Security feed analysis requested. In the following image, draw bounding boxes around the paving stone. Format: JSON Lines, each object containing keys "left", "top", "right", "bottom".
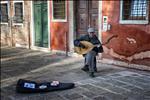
{"left": 123, "top": 76, "right": 150, "bottom": 86}
{"left": 139, "top": 72, "right": 150, "bottom": 77}
{"left": 133, "top": 76, "right": 150, "bottom": 83}
{"left": 76, "top": 79, "right": 97, "bottom": 85}
{"left": 116, "top": 76, "right": 149, "bottom": 90}
{"left": 58, "top": 86, "right": 87, "bottom": 96}
{"left": 1, "top": 95, "right": 12, "bottom": 100}
{"left": 104, "top": 79, "right": 128, "bottom": 87}
{"left": 126, "top": 95, "right": 146, "bottom": 100}
{"left": 28, "top": 95, "right": 47, "bottom": 100}
{"left": 115, "top": 71, "right": 143, "bottom": 77}
{"left": 90, "top": 80, "right": 131, "bottom": 98}
{"left": 108, "top": 73, "right": 123, "bottom": 78}
{"left": 45, "top": 94, "right": 67, "bottom": 100}
{"left": 100, "top": 92, "right": 127, "bottom": 100}
{"left": 123, "top": 85, "right": 144, "bottom": 94}
{"left": 10, "top": 97, "right": 28, "bottom": 100}
{"left": 73, "top": 87, "right": 90, "bottom": 94}
{"left": 11, "top": 93, "right": 41, "bottom": 100}
{"left": 93, "top": 95, "right": 109, "bottom": 100}
{"left": 102, "top": 85, "right": 130, "bottom": 95}
{"left": 72, "top": 98, "right": 91, "bottom": 100}
{"left": 81, "top": 91, "right": 99, "bottom": 98}
{"left": 92, "top": 77, "right": 106, "bottom": 83}
{"left": 139, "top": 76, "right": 150, "bottom": 82}
{"left": 93, "top": 81, "right": 114, "bottom": 90}
{"left": 143, "top": 91, "right": 150, "bottom": 100}
{"left": 80, "top": 84, "right": 108, "bottom": 95}
{"left": 63, "top": 93, "right": 84, "bottom": 100}
{"left": 97, "top": 76, "right": 112, "bottom": 80}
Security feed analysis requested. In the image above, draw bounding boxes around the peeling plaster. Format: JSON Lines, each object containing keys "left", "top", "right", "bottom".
{"left": 98, "top": 58, "right": 150, "bottom": 71}
{"left": 126, "top": 37, "right": 136, "bottom": 44}
{"left": 103, "top": 46, "right": 150, "bottom": 61}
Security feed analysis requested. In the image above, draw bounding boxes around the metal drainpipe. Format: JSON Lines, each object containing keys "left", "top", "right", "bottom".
{"left": 27, "top": 2, "right": 31, "bottom": 49}
{"left": 28, "top": 21, "right": 31, "bottom": 49}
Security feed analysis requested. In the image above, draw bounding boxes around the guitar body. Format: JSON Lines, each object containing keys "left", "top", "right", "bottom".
{"left": 74, "top": 35, "right": 118, "bottom": 55}
{"left": 74, "top": 41, "right": 95, "bottom": 55}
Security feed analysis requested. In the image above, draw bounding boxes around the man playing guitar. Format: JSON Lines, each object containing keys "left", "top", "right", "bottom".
{"left": 74, "top": 27, "right": 103, "bottom": 77}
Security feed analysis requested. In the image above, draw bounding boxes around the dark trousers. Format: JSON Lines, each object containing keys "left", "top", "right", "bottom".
{"left": 84, "top": 52, "right": 97, "bottom": 70}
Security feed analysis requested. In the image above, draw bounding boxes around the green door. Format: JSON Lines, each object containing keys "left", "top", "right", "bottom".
{"left": 34, "top": 1, "right": 48, "bottom": 48}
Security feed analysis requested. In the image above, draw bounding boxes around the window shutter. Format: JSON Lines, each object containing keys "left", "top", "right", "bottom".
{"left": 0, "top": 3, "right": 8, "bottom": 22}
{"left": 123, "top": 0, "right": 148, "bottom": 20}
{"left": 14, "top": 2, "right": 23, "bottom": 23}
{"left": 53, "top": 1, "right": 66, "bottom": 19}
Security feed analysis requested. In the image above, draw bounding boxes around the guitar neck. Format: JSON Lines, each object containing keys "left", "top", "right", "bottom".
{"left": 93, "top": 44, "right": 101, "bottom": 47}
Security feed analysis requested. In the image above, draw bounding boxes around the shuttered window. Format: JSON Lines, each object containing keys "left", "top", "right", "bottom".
{"left": 123, "top": 0, "right": 148, "bottom": 20}
{"left": 0, "top": 3, "right": 8, "bottom": 23}
{"left": 14, "top": 2, "right": 23, "bottom": 23}
{"left": 53, "top": 0, "right": 66, "bottom": 20}
{"left": 120, "top": 0, "right": 149, "bottom": 24}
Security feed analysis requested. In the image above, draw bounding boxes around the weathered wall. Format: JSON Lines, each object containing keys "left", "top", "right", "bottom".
{"left": 1, "top": 25, "right": 10, "bottom": 45}
{"left": 1, "top": 0, "right": 31, "bottom": 48}
{"left": 50, "top": 1, "right": 69, "bottom": 51}
{"left": 102, "top": 1, "right": 150, "bottom": 61}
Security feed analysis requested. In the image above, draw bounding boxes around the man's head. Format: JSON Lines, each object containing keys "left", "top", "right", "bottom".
{"left": 87, "top": 27, "right": 95, "bottom": 37}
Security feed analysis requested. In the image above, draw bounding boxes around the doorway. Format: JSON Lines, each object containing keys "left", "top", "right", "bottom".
{"left": 75, "top": 0, "right": 98, "bottom": 38}
{"left": 33, "top": 1, "right": 48, "bottom": 48}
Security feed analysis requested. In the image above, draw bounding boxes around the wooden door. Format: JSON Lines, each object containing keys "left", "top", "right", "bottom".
{"left": 89, "top": 1, "right": 98, "bottom": 34}
{"left": 33, "top": 1, "right": 48, "bottom": 48}
{"left": 42, "top": 2, "right": 48, "bottom": 47}
{"left": 75, "top": 1, "right": 98, "bottom": 38}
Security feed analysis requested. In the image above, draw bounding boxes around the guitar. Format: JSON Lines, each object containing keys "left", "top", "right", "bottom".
{"left": 74, "top": 35, "right": 118, "bottom": 55}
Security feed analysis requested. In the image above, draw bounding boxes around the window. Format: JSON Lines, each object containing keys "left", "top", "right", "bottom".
{"left": 120, "top": 0, "right": 149, "bottom": 24}
{"left": 0, "top": 3, "right": 8, "bottom": 23}
{"left": 52, "top": 0, "right": 66, "bottom": 21}
{"left": 130, "top": 0, "right": 147, "bottom": 19}
{"left": 14, "top": 2, "right": 23, "bottom": 23}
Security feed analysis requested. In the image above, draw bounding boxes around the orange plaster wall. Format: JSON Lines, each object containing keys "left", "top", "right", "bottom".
{"left": 49, "top": 1, "right": 69, "bottom": 51}
{"left": 102, "top": 1, "right": 150, "bottom": 59}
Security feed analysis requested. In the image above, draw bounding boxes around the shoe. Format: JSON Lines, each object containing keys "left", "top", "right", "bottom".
{"left": 94, "top": 69, "right": 97, "bottom": 72}
{"left": 89, "top": 72, "right": 95, "bottom": 78}
{"left": 81, "top": 65, "right": 89, "bottom": 72}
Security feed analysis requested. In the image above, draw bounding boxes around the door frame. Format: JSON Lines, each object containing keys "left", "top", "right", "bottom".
{"left": 98, "top": 1, "right": 102, "bottom": 58}
{"left": 98, "top": 1, "right": 102, "bottom": 42}
{"left": 68, "top": 1, "right": 102, "bottom": 57}
{"left": 30, "top": 1, "right": 50, "bottom": 51}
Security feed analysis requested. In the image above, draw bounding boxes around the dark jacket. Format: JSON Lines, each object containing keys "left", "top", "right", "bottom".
{"left": 74, "top": 34, "right": 103, "bottom": 53}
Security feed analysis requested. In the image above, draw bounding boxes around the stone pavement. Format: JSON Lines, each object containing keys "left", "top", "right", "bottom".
{"left": 1, "top": 46, "right": 150, "bottom": 100}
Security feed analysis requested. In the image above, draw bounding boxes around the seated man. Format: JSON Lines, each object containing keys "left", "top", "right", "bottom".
{"left": 74, "top": 27, "right": 103, "bottom": 77}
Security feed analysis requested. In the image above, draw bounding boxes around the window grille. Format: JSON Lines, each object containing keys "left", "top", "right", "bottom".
{"left": 123, "top": 0, "right": 148, "bottom": 20}
{"left": 0, "top": 3, "right": 8, "bottom": 23}
{"left": 14, "top": 2, "right": 23, "bottom": 23}
{"left": 53, "top": 0, "right": 66, "bottom": 20}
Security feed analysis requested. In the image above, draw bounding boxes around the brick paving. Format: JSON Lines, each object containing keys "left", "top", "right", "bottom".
{"left": 1, "top": 46, "right": 150, "bottom": 100}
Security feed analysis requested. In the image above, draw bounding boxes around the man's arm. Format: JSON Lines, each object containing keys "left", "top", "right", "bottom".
{"left": 91, "top": 35, "right": 101, "bottom": 45}
{"left": 92, "top": 36, "right": 103, "bottom": 53}
{"left": 74, "top": 39, "right": 81, "bottom": 47}
{"left": 74, "top": 35, "right": 88, "bottom": 47}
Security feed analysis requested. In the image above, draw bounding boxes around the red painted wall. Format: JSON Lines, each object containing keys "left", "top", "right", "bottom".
{"left": 102, "top": 1, "right": 150, "bottom": 59}
{"left": 50, "top": 1, "right": 69, "bottom": 51}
